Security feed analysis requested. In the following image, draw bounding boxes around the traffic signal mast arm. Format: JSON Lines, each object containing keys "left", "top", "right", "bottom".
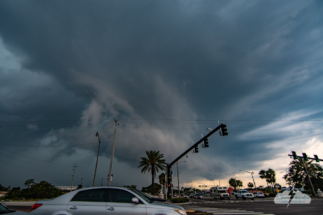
{"left": 168, "top": 124, "right": 222, "bottom": 167}
{"left": 288, "top": 152, "right": 322, "bottom": 162}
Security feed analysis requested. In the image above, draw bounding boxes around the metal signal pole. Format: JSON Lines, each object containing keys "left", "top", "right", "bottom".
{"left": 302, "top": 158, "right": 316, "bottom": 197}
{"left": 108, "top": 118, "right": 118, "bottom": 186}
{"left": 93, "top": 132, "right": 101, "bottom": 186}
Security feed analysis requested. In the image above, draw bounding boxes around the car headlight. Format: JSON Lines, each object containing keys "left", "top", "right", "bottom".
{"left": 174, "top": 209, "right": 187, "bottom": 215}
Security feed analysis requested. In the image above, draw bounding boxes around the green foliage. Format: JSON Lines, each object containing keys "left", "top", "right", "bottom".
{"left": 138, "top": 150, "right": 166, "bottom": 194}
{"left": 141, "top": 183, "right": 162, "bottom": 195}
{"left": 259, "top": 168, "right": 276, "bottom": 192}
{"left": 5, "top": 181, "right": 62, "bottom": 200}
{"left": 248, "top": 182, "right": 254, "bottom": 189}
{"left": 168, "top": 198, "right": 189, "bottom": 203}
{"left": 0, "top": 184, "right": 9, "bottom": 191}
{"left": 283, "top": 158, "right": 323, "bottom": 193}
{"left": 24, "top": 179, "right": 35, "bottom": 188}
{"left": 76, "top": 184, "right": 83, "bottom": 189}
{"left": 229, "top": 178, "right": 243, "bottom": 190}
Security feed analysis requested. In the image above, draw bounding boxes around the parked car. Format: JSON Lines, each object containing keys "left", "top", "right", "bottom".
{"left": 194, "top": 194, "right": 203, "bottom": 199}
{"left": 253, "top": 192, "right": 265, "bottom": 198}
{"left": 30, "top": 187, "right": 186, "bottom": 215}
{"left": 235, "top": 190, "right": 254, "bottom": 200}
{"left": 0, "top": 203, "right": 29, "bottom": 214}
{"left": 189, "top": 193, "right": 196, "bottom": 198}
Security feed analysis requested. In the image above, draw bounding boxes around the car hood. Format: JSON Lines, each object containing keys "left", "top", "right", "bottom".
{"left": 147, "top": 201, "right": 184, "bottom": 210}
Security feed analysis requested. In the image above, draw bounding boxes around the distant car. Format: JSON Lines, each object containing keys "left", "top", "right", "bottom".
{"left": 0, "top": 203, "right": 29, "bottom": 214}
{"left": 253, "top": 192, "right": 265, "bottom": 198}
{"left": 235, "top": 190, "right": 254, "bottom": 200}
{"left": 194, "top": 194, "right": 203, "bottom": 199}
{"left": 30, "top": 187, "right": 186, "bottom": 215}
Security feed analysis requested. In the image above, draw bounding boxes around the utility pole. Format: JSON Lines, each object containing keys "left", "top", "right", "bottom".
{"left": 71, "top": 164, "right": 78, "bottom": 191}
{"left": 101, "top": 178, "right": 103, "bottom": 186}
{"left": 93, "top": 132, "right": 101, "bottom": 186}
{"left": 177, "top": 162, "right": 180, "bottom": 197}
{"left": 81, "top": 178, "right": 83, "bottom": 186}
{"left": 108, "top": 119, "right": 118, "bottom": 186}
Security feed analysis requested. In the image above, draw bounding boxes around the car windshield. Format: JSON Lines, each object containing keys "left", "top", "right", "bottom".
{"left": 242, "top": 191, "right": 248, "bottom": 193}
{"left": 219, "top": 191, "right": 227, "bottom": 193}
{"left": 129, "top": 189, "right": 153, "bottom": 203}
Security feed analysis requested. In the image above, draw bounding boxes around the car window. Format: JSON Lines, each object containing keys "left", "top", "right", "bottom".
{"left": 107, "top": 189, "right": 136, "bottom": 203}
{"left": 71, "top": 189, "right": 106, "bottom": 202}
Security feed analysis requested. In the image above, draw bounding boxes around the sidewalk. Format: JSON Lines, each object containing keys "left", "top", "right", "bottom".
{"left": 1, "top": 201, "right": 36, "bottom": 206}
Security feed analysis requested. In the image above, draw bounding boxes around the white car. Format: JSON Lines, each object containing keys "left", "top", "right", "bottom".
{"left": 30, "top": 186, "right": 187, "bottom": 215}
{"left": 235, "top": 190, "right": 254, "bottom": 200}
{"left": 253, "top": 192, "right": 265, "bottom": 198}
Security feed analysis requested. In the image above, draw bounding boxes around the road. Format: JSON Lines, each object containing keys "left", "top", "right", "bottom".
{"left": 181, "top": 197, "right": 323, "bottom": 215}
{"left": 6, "top": 198, "right": 323, "bottom": 215}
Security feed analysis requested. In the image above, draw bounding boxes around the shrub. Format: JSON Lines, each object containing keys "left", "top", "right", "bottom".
{"left": 168, "top": 198, "right": 189, "bottom": 203}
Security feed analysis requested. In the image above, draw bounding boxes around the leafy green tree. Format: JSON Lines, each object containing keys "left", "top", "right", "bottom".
{"left": 76, "top": 184, "right": 83, "bottom": 189}
{"left": 248, "top": 182, "right": 254, "bottom": 189}
{"left": 237, "top": 180, "right": 243, "bottom": 189}
{"left": 159, "top": 173, "right": 165, "bottom": 194}
{"left": 24, "top": 179, "right": 35, "bottom": 188}
{"left": 5, "top": 181, "right": 62, "bottom": 200}
{"left": 138, "top": 150, "right": 166, "bottom": 194}
{"left": 283, "top": 158, "right": 323, "bottom": 196}
{"left": 229, "top": 178, "right": 238, "bottom": 190}
{"left": 141, "top": 183, "right": 161, "bottom": 195}
{"left": 259, "top": 168, "right": 276, "bottom": 192}
{"left": 0, "top": 184, "right": 8, "bottom": 191}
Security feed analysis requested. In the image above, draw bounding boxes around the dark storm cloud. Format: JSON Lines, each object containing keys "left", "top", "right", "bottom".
{"left": 1, "top": 0, "right": 323, "bottom": 187}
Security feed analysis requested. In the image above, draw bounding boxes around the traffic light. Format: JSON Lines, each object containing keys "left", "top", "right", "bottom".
{"left": 167, "top": 166, "right": 172, "bottom": 189}
{"left": 314, "top": 155, "right": 320, "bottom": 162}
{"left": 302, "top": 153, "right": 308, "bottom": 161}
{"left": 221, "top": 124, "right": 228, "bottom": 136}
{"left": 194, "top": 145, "right": 199, "bottom": 153}
{"left": 204, "top": 138, "right": 209, "bottom": 148}
{"left": 291, "top": 151, "right": 298, "bottom": 159}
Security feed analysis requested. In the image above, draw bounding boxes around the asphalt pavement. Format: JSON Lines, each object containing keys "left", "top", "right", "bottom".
{"left": 181, "top": 197, "right": 323, "bottom": 215}
{"left": 5, "top": 197, "right": 323, "bottom": 215}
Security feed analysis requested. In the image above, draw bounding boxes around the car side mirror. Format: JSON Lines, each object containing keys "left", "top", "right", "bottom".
{"left": 132, "top": 197, "right": 139, "bottom": 204}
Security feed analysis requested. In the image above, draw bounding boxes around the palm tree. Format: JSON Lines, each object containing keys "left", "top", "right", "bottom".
{"left": 283, "top": 158, "right": 323, "bottom": 196}
{"left": 138, "top": 150, "right": 166, "bottom": 194}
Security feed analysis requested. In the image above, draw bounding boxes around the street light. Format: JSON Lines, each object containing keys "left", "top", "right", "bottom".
{"left": 240, "top": 170, "right": 258, "bottom": 195}
{"left": 177, "top": 161, "right": 186, "bottom": 197}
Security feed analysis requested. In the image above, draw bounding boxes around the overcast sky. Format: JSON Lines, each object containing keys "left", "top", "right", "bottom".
{"left": 1, "top": 0, "right": 323, "bottom": 190}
